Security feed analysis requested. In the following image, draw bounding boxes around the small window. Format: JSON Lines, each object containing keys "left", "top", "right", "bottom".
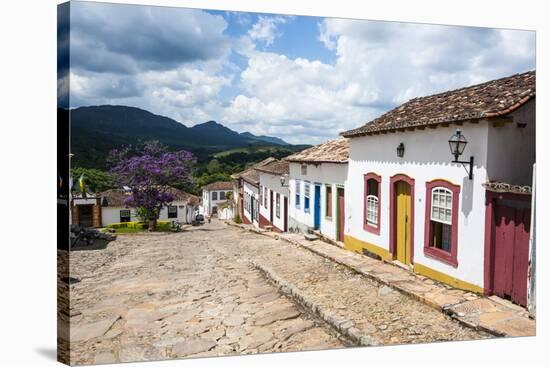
{"left": 220, "top": 191, "right": 226, "bottom": 200}
{"left": 295, "top": 180, "right": 301, "bottom": 208}
{"left": 120, "top": 209, "right": 131, "bottom": 223}
{"left": 304, "top": 182, "right": 310, "bottom": 213}
{"left": 264, "top": 187, "right": 268, "bottom": 207}
{"left": 326, "top": 185, "right": 332, "bottom": 218}
{"left": 366, "top": 179, "right": 379, "bottom": 226}
{"left": 301, "top": 164, "right": 307, "bottom": 175}
{"left": 167, "top": 205, "right": 178, "bottom": 219}
{"left": 430, "top": 188, "right": 453, "bottom": 252}
{"left": 212, "top": 191, "right": 218, "bottom": 201}
{"left": 276, "top": 193, "right": 281, "bottom": 218}
{"left": 259, "top": 186, "right": 263, "bottom": 206}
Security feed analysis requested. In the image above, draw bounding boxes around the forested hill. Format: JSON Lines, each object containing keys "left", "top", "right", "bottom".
{"left": 68, "top": 105, "right": 306, "bottom": 169}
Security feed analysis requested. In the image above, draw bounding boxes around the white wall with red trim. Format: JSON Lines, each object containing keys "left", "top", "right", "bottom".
{"left": 243, "top": 181, "right": 259, "bottom": 227}
{"left": 259, "top": 172, "right": 290, "bottom": 232}
{"left": 345, "top": 123, "right": 490, "bottom": 288}
{"left": 288, "top": 162, "right": 348, "bottom": 241}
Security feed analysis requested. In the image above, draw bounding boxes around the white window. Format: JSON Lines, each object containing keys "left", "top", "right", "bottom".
{"left": 220, "top": 191, "right": 226, "bottom": 200}
{"left": 212, "top": 191, "right": 218, "bottom": 201}
{"left": 295, "top": 180, "right": 301, "bottom": 208}
{"left": 431, "top": 188, "right": 453, "bottom": 224}
{"left": 120, "top": 209, "right": 131, "bottom": 222}
{"left": 264, "top": 187, "right": 268, "bottom": 207}
{"left": 276, "top": 193, "right": 281, "bottom": 218}
{"left": 304, "top": 181, "right": 310, "bottom": 212}
{"left": 301, "top": 164, "right": 307, "bottom": 175}
{"left": 366, "top": 195, "right": 379, "bottom": 225}
{"left": 167, "top": 205, "right": 178, "bottom": 219}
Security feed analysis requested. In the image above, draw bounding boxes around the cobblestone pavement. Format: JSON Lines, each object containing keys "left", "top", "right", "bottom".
{"left": 67, "top": 220, "right": 490, "bottom": 365}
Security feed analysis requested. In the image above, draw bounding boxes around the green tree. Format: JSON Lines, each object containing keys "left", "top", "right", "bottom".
{"left": 70, "top": 167, "right": 115, "bottom": 193}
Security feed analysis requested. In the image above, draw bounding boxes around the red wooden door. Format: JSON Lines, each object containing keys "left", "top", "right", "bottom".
{"left": 270, "top": 190, "right": 274, "bottom": 223}
{"left": 284, "top": 197, "right": 288, "bottom": 231}
{"left": 337, "top": 188, "right": 345, "bottom": 242}
{"left": 493, "top": 202, "right": 531, "bottom": 306}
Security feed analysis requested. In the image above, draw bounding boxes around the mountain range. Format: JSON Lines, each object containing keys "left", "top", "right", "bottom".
{"left": 68, "top": 105, "right": 306, "bottom": 169}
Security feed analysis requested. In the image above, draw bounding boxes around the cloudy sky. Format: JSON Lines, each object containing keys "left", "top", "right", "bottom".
{"left": 61, "top": 1, "right": 535, "bottom": 144}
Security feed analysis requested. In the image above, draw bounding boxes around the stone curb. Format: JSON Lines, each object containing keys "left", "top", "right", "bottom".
{"left": 224, "top": 220, "right": 520, "bottom": 338}
{"left": 251, "top": 261, "right": 380, "bottom": 347}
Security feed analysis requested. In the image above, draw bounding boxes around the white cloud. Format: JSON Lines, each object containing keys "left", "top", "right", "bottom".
{"left": 248, "top": 16, "right": 287, "bottom": 47}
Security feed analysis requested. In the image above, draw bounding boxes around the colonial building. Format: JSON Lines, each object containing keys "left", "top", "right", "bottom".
{"left": 201, "top": 181, "right": 233, "bottom": 216}
{"left": 232, "top": 158, "right": 278, "bottom": 227}
{"left": 285, "top": 139, "right": 349, "bottom": 242}
{"left": 70, "top": 193, "right": 102, "bottom": 228}
{"left": 100, "top": 187, "right": 199, "bottom": 226}
{"left": 340, "top": 71, "right": 535, "bottom": 307}
{"left": 257, "top": 159, "right": 290, "bottom": 232}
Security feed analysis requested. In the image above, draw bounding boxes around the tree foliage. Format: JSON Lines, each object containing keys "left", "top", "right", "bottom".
{"left": 108, "top": 141, "right": 195, "bottom": 229}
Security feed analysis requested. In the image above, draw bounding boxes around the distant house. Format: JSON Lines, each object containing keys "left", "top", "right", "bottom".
{"left": 256, "top": 159, "right": 290, "bottom": 232}
{"left": 285, "top": 139, "right": 349, "bottom": 242}
{"left": 99, "top": 187, "right": 199, "bottom": 226}
{"left": 340, "top": 70, "right": 535, "bottom": 307}
{"left": 70, "top": 193, "right": 102, "bottom": 228}
{"left": 232, "top": 158, "right": 278, "bottom": 227}
{"left": 201, "top": 181, "right": 233, "bottom": 216}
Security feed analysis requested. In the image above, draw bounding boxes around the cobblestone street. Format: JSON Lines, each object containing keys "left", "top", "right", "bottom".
{"left": 66, "top": 220, "right": 491, "bottom": 365}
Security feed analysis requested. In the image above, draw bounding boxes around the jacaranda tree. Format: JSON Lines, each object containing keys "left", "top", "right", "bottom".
{"left": 108, "top": 141, "right": 195, "bottom": 231}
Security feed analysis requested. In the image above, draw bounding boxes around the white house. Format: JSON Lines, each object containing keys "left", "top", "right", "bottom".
{"left": 256, "top": 159, "right": 290, "bottom": 232}
{"left": 232, "top": 158, "right": 278, "bottom": 227}
{"left": 200, "top": 181, "right": 233, "bottom": 217}
{"left": 99, "top": 187, "right": 199, "bottom": 226}
{"left": 285, "top": 139, "right": 349, "bottom": 242}
{"left": 340, "top": 70, "right": 535, "bottom": 307}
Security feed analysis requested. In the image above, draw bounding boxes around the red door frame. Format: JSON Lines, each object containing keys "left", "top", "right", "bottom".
{"left": 389, "top": 174, "right": 415, "bottom": 263}
{"left": 337, "top": 187, "right": 345, "bottom": 242}
{"left": 284, "top": 196, "right": 288, "bottom": 231}
{"left": 484, "top": 191, "right": 532, "bottom": 298}
{"left": 270, "top": 190, "right": 274, "bottom": 223}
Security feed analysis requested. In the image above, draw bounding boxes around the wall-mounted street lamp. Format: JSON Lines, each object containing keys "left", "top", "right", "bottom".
{"left": 280, "top": 174, "right": 289, "bottom": 187}
{"left": 396, "top": 142, "right": 405, "bottom": 158}
{"left": 448, "top": 129, "right": 474, "bottom": 180}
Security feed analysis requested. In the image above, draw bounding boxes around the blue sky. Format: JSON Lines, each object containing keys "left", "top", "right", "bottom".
{"left": 62, "top": 1, "right": 536, "bottom": 144}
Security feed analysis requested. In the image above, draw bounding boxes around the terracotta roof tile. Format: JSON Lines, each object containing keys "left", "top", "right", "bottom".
{"left": 284, "top": 138, "right": 349, "bottom": 164}
{"left": 100, "top": 187, "right": 199, "bottom": 207}
{"left": 254, "top": 159, "right": 289, "bottom": 175}
{"left": 202, "top": 181, "right": 233, "bottom": 191}
{"left": 341, "top": 70, "right": 536, "bottom": 137}
{"left": 232, "top": 157, "right": 279, "bottom": 185}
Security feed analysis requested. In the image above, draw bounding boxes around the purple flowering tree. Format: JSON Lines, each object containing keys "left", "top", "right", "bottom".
{"left": 108, "top": 142, "right": 195, "bottom": 231}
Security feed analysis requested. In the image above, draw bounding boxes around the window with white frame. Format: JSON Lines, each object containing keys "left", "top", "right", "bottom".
{"left": 295, "top": 180, "right": 301, "bottom": 208}
{"left": 120, "top": 209, "right": 131, "bottom": 222}
{"left": 264, "top": 187, "right": 268, "bottom": 207}
{"left": 304, "top": 181, "right": 310, "bottom": 212}
{"left": 430, "top": 187, "right": 453, "bottom": 252}
{"left": 167, "top": 205, "right": 178, "bottom": 219}
{"left": 366, "top": 179, "right": 379, "bottom": 226}
{"left": 212, "top": 191, "right": 218, "bottom": 201}
{"left": 276, "top": 193, "right": 281, "bottom": 218}
{"left": 220, "top": 191, "right": 226, "bottom": 200}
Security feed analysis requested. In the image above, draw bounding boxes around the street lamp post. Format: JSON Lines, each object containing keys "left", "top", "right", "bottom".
{"left": 448, "top": 129, "right": 474, "bottom": 180}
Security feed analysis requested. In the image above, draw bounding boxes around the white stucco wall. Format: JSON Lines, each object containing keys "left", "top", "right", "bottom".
{"left": 243, "top": 181, "right": 259, "bottom": 227}
{"left": 486, "top": 99, "right": 536, "bottom": 186}
{"left": 201, "top": 189, "right": 232, "bottom": 216}
{"left": 346, "top": 123, "right": 490, "bottom": 287}
{"left": 288, "top": 162, "right": 348, "bottom": 240}
{"left": 101, "top": 200, "right": 193, "bottom": 226}
{"left": 259, "top": 172, "right": 290, "bottom": 231}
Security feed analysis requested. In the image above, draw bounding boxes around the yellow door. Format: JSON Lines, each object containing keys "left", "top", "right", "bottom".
{"left": 395, "top": 181, "right": 411, "bottom": 265}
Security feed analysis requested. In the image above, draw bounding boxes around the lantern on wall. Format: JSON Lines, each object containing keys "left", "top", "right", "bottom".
{"left": 280, "top": 174, "right": 289, "bottom": 187}
{"left": 396, "top": 142, "right": 405, "bottom": 158}
{"left": 448, "top": 129, "right": 474, "bottom": 180}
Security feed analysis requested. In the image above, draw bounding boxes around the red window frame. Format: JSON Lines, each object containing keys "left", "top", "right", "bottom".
{"left": 363, "top": 173, "right": 381, "bottom": 235}
{"left": 424, "top": 179, "right": 460, "bottom": 267}
{"left": 326, "top": 185, "right": 332, "bottom": 219}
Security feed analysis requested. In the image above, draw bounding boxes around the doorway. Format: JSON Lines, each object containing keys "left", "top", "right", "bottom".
{"left": 314, "top": 185, "right": 321, "bottom": 230}
{"left": 336, "top": 187, "right": 345, "bottom": 242}
{"left": 390, "top": 174, "right": 415, "bottom": 265}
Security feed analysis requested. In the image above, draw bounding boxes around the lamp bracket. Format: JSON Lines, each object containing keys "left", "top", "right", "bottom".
{"left": 452, "top": 156, "right": 474, "bottom": 180}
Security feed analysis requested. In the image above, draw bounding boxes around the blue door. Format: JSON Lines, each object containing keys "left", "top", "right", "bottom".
{"left": 314, "top": 185, "right": 321, "bottom": 230}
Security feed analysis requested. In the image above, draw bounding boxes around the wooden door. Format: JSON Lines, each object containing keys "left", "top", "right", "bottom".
{"left": 395, "top": 182, "right": 411, "bottom": 265}
{"left": 492, "top": 202, "right": 531, "bottom": 306}
{"left": 284, "top": 197, "right": 288, "bottom": 231}
{"left": 337, "top": 188, "right": 345, "bottom": 242}
{"left": 78, "top": 205, "right": 94, "bottom": 227}
{"left": 314, "top": 185, "right": 321, "bottom": 230}
{"left": 270, "top": 190, "right": 274, "bottom": 223}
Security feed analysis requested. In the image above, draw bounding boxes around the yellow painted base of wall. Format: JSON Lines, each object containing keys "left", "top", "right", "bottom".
{"left": 413, "top": 263, "right": 483, "bottom": 294}
{"left": 343, "top": 235, "right": 483, "bottom": 294}
{"left": 344, "top": 235, "right": 392, "bottom": 261}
